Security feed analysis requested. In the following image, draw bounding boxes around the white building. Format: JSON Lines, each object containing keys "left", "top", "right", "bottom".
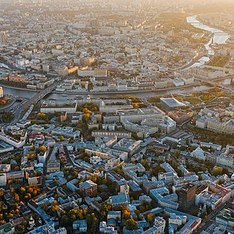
{"left": 0, "top": 87, "right": 3, "bottom": 98}
{"left": 0, "top": 173, "right": 6, "bottom": 186}
{"left": 191, "top": 147, "right": 206, "bottom": 160}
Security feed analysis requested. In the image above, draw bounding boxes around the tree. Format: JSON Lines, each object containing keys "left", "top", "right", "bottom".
{"left": 59, "top": 136, "right": 65, "bottom": 141}
{"left": 173, "top": 149, "right": 181, "bottom": 158}
{"left": 141, "top": 159, "right": 150, "bottom": 170}
{"left": 146, "top": 213, "right": 155, "bottom": 223}
{"left": 133, "top": 103, "right": 140, "bottom": 109}
{"left": 0, "top": 189, "right": 4, "bottom": 197}
{"left": 39, "top": 145, "right": 46, "bottom": 152}
{"left": 2, "top": 112, "right": 14, "bottom": 123}
{"left": 87, "top": 213, "right": 98, "bottom": 233}
{"left": 101, "top": 202, "right": 112, "bottom": 213}
{"left": 139, "top": 201, "right": 151, "bottom": 213}
{"left": 212, "top": 166, "right": 223, "bottom": 176}
{"left": 60, "top": 214, "right": 69, "bottom": 226}
{"left": 37, "top": 112, "right": 47, "bottom": 121}
{"left": 19, "top": 187, "right": 26, "bottom": 194}
{"left": 14, "top": 193, "right": 20, "bottom": 202}
{"left": 200, "top": 211, "right": 208, "bottom": 219}
{"left": 16, "top": 224, "right": 26, "bottom": 233}
{"left": 122, "top": 206, "right": 131, "bottom": 220}
{"left": 27, "top": 152, "right": 36, "bottom": 160}
{"left": 134, "top": 210, "right": 142, "bottom": 221}
{"left": 125, "top": 219, "right": 138, "bottom": 230}
{"left": 28, "top": 187, "right": 34, "bottom": 194}
{"left": 41, "top": 203, "right": 48, "bottom": 211}
{"left": 83, "top": 108, "right": 91, "bottom": 115}
{"left": 24, "top": 193, "right": 32, "bottom": 200}
{"left": 83, "top": 113, "right": 91, "bottom": 122}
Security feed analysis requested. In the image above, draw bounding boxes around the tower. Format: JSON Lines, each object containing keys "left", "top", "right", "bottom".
{"left": 28, "top": 216, "right": 35, "bottom": 230}
{"left": 177, "top": 184, "right": 197, "bottom": 212}
{"left": 0, "top": 32, "right": 8, "bottom": 46}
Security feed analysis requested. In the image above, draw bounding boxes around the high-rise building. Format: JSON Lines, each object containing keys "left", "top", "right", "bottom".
{"left": 177, "top": 184, "right": 197, "bottom": 212}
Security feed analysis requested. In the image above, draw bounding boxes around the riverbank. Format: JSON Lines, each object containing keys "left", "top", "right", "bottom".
{"left": 186, "top": 15, "right": 230, "bottom": 69}
{"left": 1, "top": 85, "right": 38, "bottom": 99}
{"left": 0, "top": 84, "right": 39, "bottom": 92}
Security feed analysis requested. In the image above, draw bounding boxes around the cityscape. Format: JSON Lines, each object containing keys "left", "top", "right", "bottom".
{"left": 0, "top": 0, "right": 233, "bottom": 234}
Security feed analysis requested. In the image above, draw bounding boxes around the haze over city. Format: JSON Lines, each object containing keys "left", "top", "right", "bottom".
{"left": 0, "top": 0, "right": 233, "bottom": 234}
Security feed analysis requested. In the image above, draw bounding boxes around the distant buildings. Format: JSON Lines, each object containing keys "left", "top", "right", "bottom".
{"left": 217, "top": 145, "right": 234, "bottom": 168}
{"left": 196, "top": 106, "right": 234, "bottom": 135}
{"left": 40, "top": 101, "right": 77, "bottom": 114}
{"left": 0, "top": 86, "right": 3, "bottom": 98}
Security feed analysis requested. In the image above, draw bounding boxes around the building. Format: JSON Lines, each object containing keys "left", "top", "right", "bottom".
{"left": 113, "top": 138, "right": 141, "bottom": 157}
{"left": 150, "top": 188, "right": 179, "bottom": 210}
{"left": 47, "top": 147, "right": 60, "bottom": 173}
{"left": 108, "top": 193, "right": 130, "bottom": 207}
{"left": 92, "top": 131, "right": 131, "bottom": 139}
{"left": 107, "top": 211, "right": 121, "bottom": 221}
{"left": 0, "top": 222, "right": 14, "bottom": 234}
{"left": 160, "top": 98, "right": 186, "bottom": 110}
{"left": 40, "top": 101, "right": 77, "bottom": 114}
{"left": 99, "top": 100, "right": 133, "bottom": 114}
{"left": 0, "top": 140, "right": 14, "bottom": 154}
{"left": 73, "top": 219, "right": 88, "bottom": 234}
{"left": 0, "top": 131, "right": 27, "bottom": 148}
{"left": 177, "top": 184, "right": 197, "bottom": 212}
{"left": 196, "top": 108, "right": 234, "bottom": 135}
{"left": 216, "top": 208, "right": 234, "bottom": 228}
{"left": 6, "top": 171, "right": 25, "bottom": 182}
{"left": 27, "top": 223, "right": 56, "bottom": 234}
{"left": 0, "top": 87, "right": 3, "bottom": 98}
{"left": 79, "top": 180, "right": 97, "bottom": 195}
{"left": 217, "top": 145, "right": 234, "bottom": 168}
{"left": 191, "top": 147, "right": 206, "bottom": 161}
{"left": 165, "top": 208, "right": 201, "bottom": 234}
{"left": 0, "top": 173, "right": 6, "bottom": 186}
{"left": 142, "top": 217, "right": 166, "bottom": 234}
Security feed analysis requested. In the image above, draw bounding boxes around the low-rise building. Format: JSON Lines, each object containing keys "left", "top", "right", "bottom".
{"left": 73, "top": 219, "right": 88, "bottom": 234}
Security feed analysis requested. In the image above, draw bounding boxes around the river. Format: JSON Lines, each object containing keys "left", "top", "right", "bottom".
{"left": 186, "top": 15, "right": 230, "bottom": 69}
{"left": 2, "top": 85, "right": 37, "bottom": 99}
{"left": 46, "top": 85, "right": 211, "bottom": 99}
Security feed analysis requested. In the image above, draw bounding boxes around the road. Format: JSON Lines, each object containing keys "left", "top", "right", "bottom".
{"left": 171, "top": 51, "right": 207, "bottom": 71}
{"left": 195, "top": 199, "right": 232, "bottom": 234}
{"left": 0, "top": 96, "right": 16, "bottom": 111}
{"left": 9, "top": 80, "right": 61, "bottom": 125}
{"left": 194, "top": 75, "right": 234, "bottom": 95}
{"left": 3, "top": 72, "right": 233, "bottom": 126}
